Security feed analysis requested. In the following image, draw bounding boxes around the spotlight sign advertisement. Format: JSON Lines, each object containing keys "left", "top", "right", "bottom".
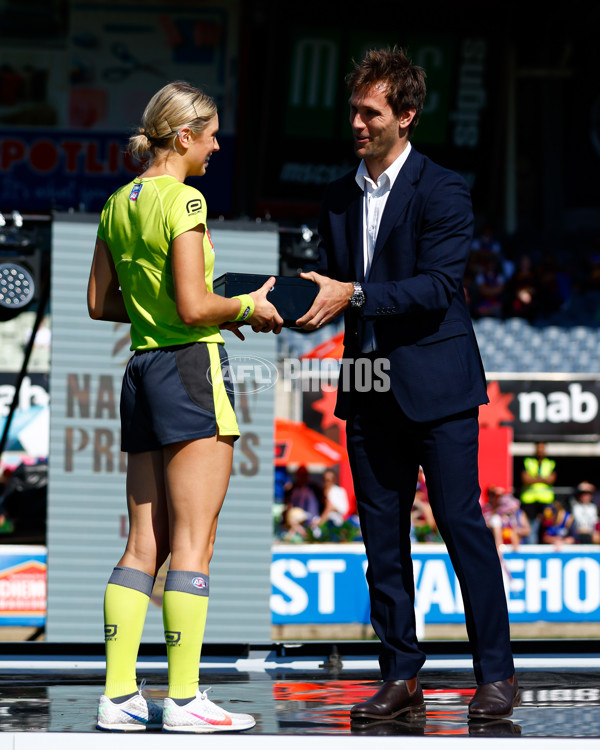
{"left": 0, "top": 0, "right": 240, "bottom": 214}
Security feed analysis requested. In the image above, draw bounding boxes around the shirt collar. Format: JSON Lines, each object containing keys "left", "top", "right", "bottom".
{"left": 355, "top": 142, "right": 412, "bottom": 192}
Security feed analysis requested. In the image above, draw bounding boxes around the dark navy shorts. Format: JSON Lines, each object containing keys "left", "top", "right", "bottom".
{"left": 120, "top": 341, "right": 239, "bottom": 453}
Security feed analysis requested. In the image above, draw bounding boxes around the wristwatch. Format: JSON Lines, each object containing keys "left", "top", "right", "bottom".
{"left": 349, "top": 281, "right": 366, "bottom": 309}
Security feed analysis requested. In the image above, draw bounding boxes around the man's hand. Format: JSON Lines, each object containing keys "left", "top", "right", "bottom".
{"left": 296, "top": 271, "right": 354, "bottom": 331}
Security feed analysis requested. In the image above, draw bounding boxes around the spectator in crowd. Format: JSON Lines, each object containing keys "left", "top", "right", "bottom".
{"left": 503, "top": 254, "right": 537, "bottom": 321}
{"left": 570, "top": 482, "right": 600, "bottom": 544}
{"left": 540, "top": 500, "right": 576, "bottom": 548}
{"left": 470, "top": 255, "right": 505, "bottom": 318}
{"left": 582, "top": 246, "right": 600, "bottom": 295}
{"left": 535, "top": 252, "right": 565, "bottom": 318}
{"left": 280, "top": 506, "right": 310, "bottom": 542}
{"left": 316, "top": 468, "right": 350, "bottom": 526}
{"left": 483, "top": 486, "right": 530, "bottom": 552}
{"left": 520, "top": 442, "right": 557, "bottom": 543}
{"left": 274, "top": 465, "right": 291, "bottom": 503}
{"left": 285, "top": 465, "right": 323, "bottom": 523}
{"left": 471, "top": 223, "right": 503, "bottom": 258}
{"left": 471, "top": 223, "right": 515, "bottom": 279}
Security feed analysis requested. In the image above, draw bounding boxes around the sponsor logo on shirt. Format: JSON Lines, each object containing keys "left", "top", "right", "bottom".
{"left": 206, "top": 228, "right": 214, "bottom": 252}
{"left": 129, "top": 183, "right": 143, "bottom": 201}
{"left": 186, "top": 198, "right": 203, "bottom": 215}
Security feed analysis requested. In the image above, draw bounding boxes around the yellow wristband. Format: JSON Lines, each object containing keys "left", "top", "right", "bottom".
{"left": 232, "top": 294, "right": 255, "bottom": 322}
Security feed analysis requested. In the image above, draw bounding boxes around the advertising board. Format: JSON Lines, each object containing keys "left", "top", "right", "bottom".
{"left": 271, "top": 544, "right": 600, "bottom": 625}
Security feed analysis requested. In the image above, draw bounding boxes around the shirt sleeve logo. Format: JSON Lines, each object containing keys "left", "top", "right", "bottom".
{"left": 186, "top": 198, "right": 203, "bottom": 215}
{"left": 129, "top": 183, "right": 143, "bottom": 201}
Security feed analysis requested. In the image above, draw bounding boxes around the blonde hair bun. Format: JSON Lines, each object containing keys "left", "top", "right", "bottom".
{"left": 128, "top": 81, "right": 217, "bottom": 163}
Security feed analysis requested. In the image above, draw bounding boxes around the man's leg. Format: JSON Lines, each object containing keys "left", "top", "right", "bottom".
{"left": 420, "top": 409, "right": 515, "bottom": 684}
{"left": 346, "top": 391, "right": 426, "bottom": 680}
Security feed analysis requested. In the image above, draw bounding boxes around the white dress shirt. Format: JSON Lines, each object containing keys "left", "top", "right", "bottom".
{"left": 354, "top": 143, "right": 412, "bottom": 351}
{"left": 355, "top": 142, "right": 412, "bottom": 278}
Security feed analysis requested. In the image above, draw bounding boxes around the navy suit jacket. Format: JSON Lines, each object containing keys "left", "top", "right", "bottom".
{"left": 317, "top": 147, "right": 489, "bottom": 423}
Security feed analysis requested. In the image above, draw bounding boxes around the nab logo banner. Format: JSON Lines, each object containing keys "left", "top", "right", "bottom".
{"left": 482, "top": 377, "right": 600, "bottom": 440}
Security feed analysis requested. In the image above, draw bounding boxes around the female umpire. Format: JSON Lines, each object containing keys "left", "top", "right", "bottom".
{"left": 88, "top": 80, "right": 282, "bottom": 733}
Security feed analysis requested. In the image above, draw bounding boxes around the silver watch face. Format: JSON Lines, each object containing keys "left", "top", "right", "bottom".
{"left": 351, "top": 283, "right": 365, "bottom": 308}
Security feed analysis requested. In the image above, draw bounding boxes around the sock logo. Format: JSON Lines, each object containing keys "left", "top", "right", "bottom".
{"left": 192, "top": 577, "right": 207, "bottom": 590}
{"left": 104, "top": 624, "right": 118, "bottom": 640}
{"left": 165, "top": 630, "right": 181, "bottom": 646}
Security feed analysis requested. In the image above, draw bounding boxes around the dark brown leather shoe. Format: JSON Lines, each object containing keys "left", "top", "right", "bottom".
{"left": 350, "top": 678, "right": 426, "bottom": 722}
{"left": 468, "top": 674, "right": 521, "bottom": 720}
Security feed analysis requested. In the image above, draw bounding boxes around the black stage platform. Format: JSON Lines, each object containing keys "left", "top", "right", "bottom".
{"left": 0, "top": 640, "right": 598, "bottom": 747}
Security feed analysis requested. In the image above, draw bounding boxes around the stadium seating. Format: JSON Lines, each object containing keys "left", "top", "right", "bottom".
{"left": 280, "top": 316, "right": 600, "bottom": 374}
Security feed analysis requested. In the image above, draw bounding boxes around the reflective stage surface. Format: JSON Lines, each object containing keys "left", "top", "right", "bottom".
{"left": 0, "top": 672, "right": 598, "bottom": 737}
{"left": 0, "top": 644, "right": 597, "bottom": 744}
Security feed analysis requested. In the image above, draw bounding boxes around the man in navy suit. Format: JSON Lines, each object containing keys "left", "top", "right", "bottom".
{"left": 297, "top": 47, "right": 519, "bottom": 722}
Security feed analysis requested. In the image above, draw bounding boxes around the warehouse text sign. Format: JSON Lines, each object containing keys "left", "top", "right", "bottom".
{"left": 271, "top": 545, "right": 600, "bottom": 624}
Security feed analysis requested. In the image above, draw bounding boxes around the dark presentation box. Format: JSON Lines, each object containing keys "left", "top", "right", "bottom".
{"left": 213, "top": 273, "right": 318, "bottom": 329}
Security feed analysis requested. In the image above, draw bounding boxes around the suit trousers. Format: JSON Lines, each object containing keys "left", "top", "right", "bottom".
{"left": 346, "top": 387, "right": 514, "bottom": 684}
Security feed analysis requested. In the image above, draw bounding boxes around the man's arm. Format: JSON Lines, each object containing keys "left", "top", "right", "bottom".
{"left": 360, "top": 172, "right": 473, "bottom": 318}
{"left": 298, "top": 171, "right": 473, "bottom": 330}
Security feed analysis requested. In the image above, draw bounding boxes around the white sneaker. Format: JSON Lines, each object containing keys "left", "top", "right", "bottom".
{"left": 97, "top": 680, "right": 162, "bottom": 731}
{"left": 163, "top": 688, "right": 256, "bottom": 733}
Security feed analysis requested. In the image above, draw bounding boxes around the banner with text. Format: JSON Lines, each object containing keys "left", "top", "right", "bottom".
{"left": 484, "top": 376, "right": 600, "bottom": 441}
{"left": 271, "top": 544, "right": 600, "bottom": 624}
{"left": 0, "top": 546, "right": 46, "bottom": 627}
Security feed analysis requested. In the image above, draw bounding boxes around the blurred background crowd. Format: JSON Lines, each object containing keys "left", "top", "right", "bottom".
{"left": 273, "top": 443, "right": 600, "bottom": 549}
{"left": 466, "top": 223, "right": 600, "bottom": 326}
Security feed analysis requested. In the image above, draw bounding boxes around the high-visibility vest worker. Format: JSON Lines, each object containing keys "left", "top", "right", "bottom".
{"left": 520, "top": 456, "right": 556, "bottom": 505}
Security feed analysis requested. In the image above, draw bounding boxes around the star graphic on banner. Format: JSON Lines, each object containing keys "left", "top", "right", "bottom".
{"left": 312, "top": 384, "right": 344, "bottom": 431}
{"left": 479, "top": 380, "right": 515, "bottom": 429}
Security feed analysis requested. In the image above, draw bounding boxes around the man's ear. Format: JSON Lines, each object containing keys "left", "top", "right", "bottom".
{"left": 398, "top": 109, "right": 416, "bottom": 130}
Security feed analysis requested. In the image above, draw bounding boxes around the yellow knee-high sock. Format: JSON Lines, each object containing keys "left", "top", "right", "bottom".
{"left": 103, "top": 566, "right": 154, "bottom": 698}
{"left": 162, "top": 570, "right": 209, "bottom": 700}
